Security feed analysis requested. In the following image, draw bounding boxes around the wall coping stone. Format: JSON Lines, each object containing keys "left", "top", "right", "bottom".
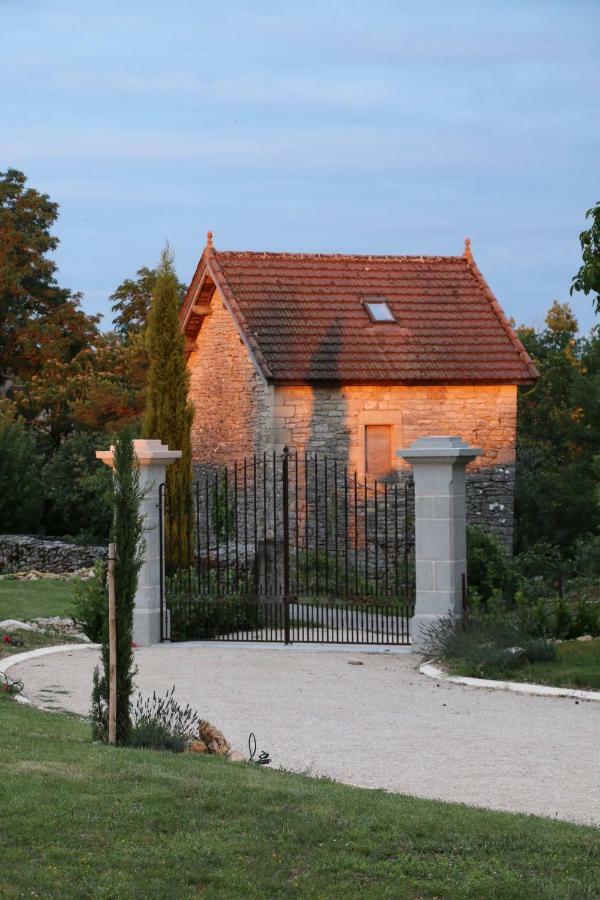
{"left": 398, "top": 435, "right": 483, "bottom": 462}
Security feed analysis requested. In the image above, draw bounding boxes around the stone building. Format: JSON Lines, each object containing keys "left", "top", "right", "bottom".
{"left": 180, "top": 233, "right": 538, "bottom": 548}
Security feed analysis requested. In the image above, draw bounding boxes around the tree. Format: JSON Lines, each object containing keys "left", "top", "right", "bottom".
{"left": 92, "top": 431, "right": 145, "bottom": 744}
{"left": 42, "top": 430, "right": 113, "bottom": 543}
{"left": 17, "top": 331, "right": 147, "bottom": 447}
{"left": 515, "top": 302, "right": 600, "bottom": 554}
{"left": 0, "top": 168, "right": 99, "bottom": 381}
{"left": 111, "top": 265, "right": 186, "bottom": 340}
{"left": 143, "top": 246, "right": 193, "bottom": 541}
{"left": 0, "top": 401, "right": 42, "bottom": 532}
{"left": 68, "top": 332, "right": 147, "bottom": 434}
{"left": 571, "top": 201, "right": 600, "bottom": 314}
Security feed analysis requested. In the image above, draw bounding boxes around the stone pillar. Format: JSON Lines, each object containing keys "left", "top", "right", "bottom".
{"left": 96, "top": 439, "right": 182, "bottom": 647}
{"left": 397, "top": 436, "right": 481, "bottom": 651}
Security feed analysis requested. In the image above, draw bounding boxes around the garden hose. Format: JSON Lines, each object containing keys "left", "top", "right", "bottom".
{"left": 248, "top": 731, "right": 271, "bottom": 765}
{"left": 1, "top": 671, "right": 24, "bottom": 696}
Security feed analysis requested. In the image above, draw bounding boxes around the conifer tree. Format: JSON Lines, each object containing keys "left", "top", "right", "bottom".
{"left": 143, "top": 245, "right": 193, "bottom": 551}
{"left": 91, "top": 430, "right": 144, "bottom": 744}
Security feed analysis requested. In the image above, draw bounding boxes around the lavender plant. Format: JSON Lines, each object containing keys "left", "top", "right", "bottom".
{"left": 128, "top": 686, "right": 200, "bottom": 752}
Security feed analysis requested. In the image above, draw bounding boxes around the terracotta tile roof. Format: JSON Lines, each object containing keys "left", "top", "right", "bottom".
{"left": 182, "top": 240, "right": 538, "bottom": 385}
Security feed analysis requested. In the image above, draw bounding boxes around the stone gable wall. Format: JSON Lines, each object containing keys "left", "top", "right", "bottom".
{"left": 188, "top": 288, "right": 272, "bottom": 468}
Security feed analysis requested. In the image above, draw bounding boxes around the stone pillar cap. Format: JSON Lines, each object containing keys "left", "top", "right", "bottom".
{"left": 397, "top": 435, "right": 482, "bottom": 461}
{"left": 96, "top": 439, "right": 182, "bottom": 468}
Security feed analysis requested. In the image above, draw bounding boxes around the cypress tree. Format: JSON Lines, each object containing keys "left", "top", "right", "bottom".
{"left": 91, "top": 430, "right": 144, "bottom": 744}
{"left": 143, "top": 245, "right": 194, "bottom": 554}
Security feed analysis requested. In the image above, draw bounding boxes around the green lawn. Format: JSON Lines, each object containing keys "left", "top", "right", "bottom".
{"left": 0, "top": 576, "right": 77, "bottom": 621}
{"left": 0, "top": 627, "right": 81, "bottom": 662}
{"left": 1, "top": 697, "right": 598, "bottom": 898}
{"left": 450, "top": 640, "right": 600, "bottom": 691}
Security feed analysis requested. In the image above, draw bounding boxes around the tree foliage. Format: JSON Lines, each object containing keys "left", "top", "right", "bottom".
{"left": 42, "top": 430, "right": 113, "bottom": 543}
{"left": 516, "top": 302, "right": 600, "bottom": 554}
{"left": 143, "top": 246, "right": 193, "bottom": 523}
{"left": 0, "top": 168, "right": 100, "bottom": 380}
{"left": 0, "top": 400, "right": 42, "bottom": 532}
{"left": 111, "top": 265, "right": 186, "bottom": 340}
{"left": 92, "top": 431, "right": 145, "bottom": 745}
{"left": 571, "top": 201, "right": 600, "bottom": 314}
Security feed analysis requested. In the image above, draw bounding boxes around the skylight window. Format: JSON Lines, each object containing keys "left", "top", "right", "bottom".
{"left": 364, "top": 299, "right": 396, "bottom": 322}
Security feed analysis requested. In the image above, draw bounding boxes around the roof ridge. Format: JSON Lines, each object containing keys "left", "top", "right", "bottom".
{"left": 214, "top": 249, "right": 466, "bottom": 262}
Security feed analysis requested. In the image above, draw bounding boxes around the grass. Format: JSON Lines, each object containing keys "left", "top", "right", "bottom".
{"left": 0, "top": 628, "right": 82, "bottom": 662}
{"left": 0, "top": 576, "right": 77, "bottom": 621}
{"left": 450, "top": 640, "right": 600, "bottom": 691}
{"left": 1, "top": 697, "right": 599, "bottom": 898}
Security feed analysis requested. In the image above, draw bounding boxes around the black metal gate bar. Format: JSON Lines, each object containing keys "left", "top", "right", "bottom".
{"left": 160, "top": 449, "right": 414, "bottom": 644}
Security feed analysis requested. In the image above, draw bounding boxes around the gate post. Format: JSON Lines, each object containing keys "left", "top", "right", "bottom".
{"left": 96, "top": 439, "right": 182, "bottom": 647}
{"left": 397, "top": 436, "right": 481, "bottom": 651}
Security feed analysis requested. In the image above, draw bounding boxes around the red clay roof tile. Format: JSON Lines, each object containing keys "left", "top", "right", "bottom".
{"left": 182, "top": 246, "right": 538, "bottom": 385}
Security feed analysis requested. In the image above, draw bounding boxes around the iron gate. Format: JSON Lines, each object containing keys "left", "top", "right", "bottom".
{"left": 159, "top": 450, "right": 414, "bottom": 645}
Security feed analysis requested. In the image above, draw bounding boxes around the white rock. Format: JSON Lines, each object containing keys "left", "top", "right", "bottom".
{"left": 0, "top": 619, "right": 38, "bottom": 632}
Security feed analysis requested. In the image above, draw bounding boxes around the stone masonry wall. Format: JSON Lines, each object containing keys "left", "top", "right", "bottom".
{"left": 270, "top": 384, "right": 517, "bottom": 548}
{"left": 188, "top": 288, "right": 272, "bottom": 469}
{"left": 0, "top": 535, "right": 107, "bottom": 573}
{"left": 187, "top": 292, "right": 518, "bottom": 549}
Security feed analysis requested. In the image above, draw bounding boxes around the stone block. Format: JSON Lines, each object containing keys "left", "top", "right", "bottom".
{"left": 415, "top": 560, "right": 434, "bottom": 591}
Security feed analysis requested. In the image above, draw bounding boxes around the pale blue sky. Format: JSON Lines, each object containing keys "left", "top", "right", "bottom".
{"left": 2, "top": 0, "right": 599, "bottom": 331}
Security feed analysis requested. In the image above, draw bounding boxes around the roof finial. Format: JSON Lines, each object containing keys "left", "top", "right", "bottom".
{"left": 464, "top": 237, "right": 472, "bottom": 262}
{"left": 206, "top": 230, "right": 213, "bottom": 249}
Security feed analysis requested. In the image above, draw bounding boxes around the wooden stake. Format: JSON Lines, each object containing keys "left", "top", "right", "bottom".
{"left": 107, "top": 542, "right": 117, "bottom": 746}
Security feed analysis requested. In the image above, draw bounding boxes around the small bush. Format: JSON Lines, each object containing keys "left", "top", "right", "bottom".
{"left": 421, "top": 610, "right": 555, "bottom": 677}
{"left": 42, "top": 430, "right": 113, "bottom": 543}
{"left": 466, "top": 526, "right": 515, "bottom": 604}
{"left": 166, "top": 569, "right": 263, "bottom": 639}
{"left": 554, "top": 597, "right": 573, "bottom": 639}
{"left": 128, "top": 686, "right": 200, "bottom": 753}
{"left": 72, "top": 562, "right": 107, "bottom": 642}
{"left": 572, "top": 598, "right": 600, "bottom": 637}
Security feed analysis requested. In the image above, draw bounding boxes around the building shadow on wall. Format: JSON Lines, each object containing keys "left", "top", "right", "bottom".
{"left": 306, "top": 318, "right": 350, "bottom": 466}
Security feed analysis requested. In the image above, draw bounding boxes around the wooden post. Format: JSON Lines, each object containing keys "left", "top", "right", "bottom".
{"left": 107, "top": 542, "right": 117, "bottom": 746}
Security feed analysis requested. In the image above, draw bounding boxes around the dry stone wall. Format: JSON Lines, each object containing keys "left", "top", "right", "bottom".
{"left": 0, "top": 535, "right": 107, "bottom": 573}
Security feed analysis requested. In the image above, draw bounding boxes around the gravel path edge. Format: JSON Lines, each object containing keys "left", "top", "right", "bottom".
{"left": 420, "top": 660, "right": 600, "bottom": 702}
{"left": 1, "top": 643, "right": 101, "bottom": 706}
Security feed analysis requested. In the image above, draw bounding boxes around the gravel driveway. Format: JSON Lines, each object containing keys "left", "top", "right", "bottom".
{"left": 9, "top": 644, "right": 600, "bottom": 826}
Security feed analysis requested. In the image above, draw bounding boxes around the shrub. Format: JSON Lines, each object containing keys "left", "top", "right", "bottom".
{"left": 514, "top": 542, "right": 566, "bottom": 601}
{"left": 128, "top": 687, "right": 200, "bottom": 753}
{"left": 42, "top": 430, "right": 113, "bottom": 543}
{"left": 570, "top": 536, "right": 600, "bottom": 602}
{"left": 166, "top": 568, "right": 263, "bottom": 639}
{"left": 572, "top": 598, "right": 600, "bottom": 637}
{"left": 210, "top": 472, "right": 235, "bottom": 540}
{"left": 554, "top": 597, "right": 573, "bottom": 639}
{"left": 72, "top": 562, "right": 107, "bottom": 642}
{"left": 168, "top": 592, "right": 264, "bottom": 641}
{"left": 421, "top": 610, "right": 555, "bottom": 677}
{"left": 466, "top": 526, "right": 515, "bottom": 604}
{"left": 0, "top": 400, "right": 42, "bottom": 532}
